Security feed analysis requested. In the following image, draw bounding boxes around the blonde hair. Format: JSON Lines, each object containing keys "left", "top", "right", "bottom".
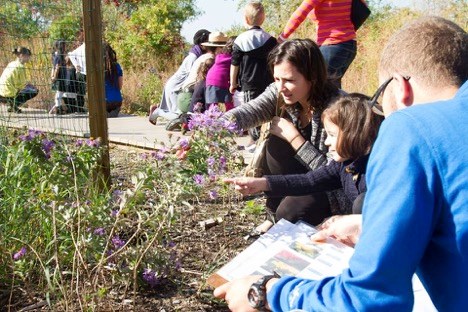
{"left": 379, "top": 16, "right": 467, "bottom": 89}
{"left": 244, "top": 1, "right": 265, "bottom": 26}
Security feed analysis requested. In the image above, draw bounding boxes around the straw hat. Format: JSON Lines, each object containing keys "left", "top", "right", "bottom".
{"left": 201, "top": 31, "right": 228, "bottom": 47}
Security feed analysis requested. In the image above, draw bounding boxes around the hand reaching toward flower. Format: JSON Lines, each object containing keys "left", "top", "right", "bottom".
{"left": 224, "top": 177, "right": 270, "bottom": 196}
{"left": 270, "top": 117, "right": 305, "bottom": 151}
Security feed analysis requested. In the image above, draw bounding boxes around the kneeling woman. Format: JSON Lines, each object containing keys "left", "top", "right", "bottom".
{"left": 225, "top": 94, "right": 384, "bottom": 221}
{"left": 0, "top": 47, "right": 38, "bottom": 113}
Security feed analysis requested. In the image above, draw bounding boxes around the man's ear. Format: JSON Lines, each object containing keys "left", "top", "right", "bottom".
{"left": 393, "top": 74, "right": 414, "bottom": 109}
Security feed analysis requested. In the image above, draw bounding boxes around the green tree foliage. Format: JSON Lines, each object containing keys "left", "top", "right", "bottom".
{"left": 0, "top": 2, "right": 42, "bottom": 38}
{"left": 48, "top": 15, "right": 82, "bottom": 42}
{"left": 104, "top": 0, "right": 200, "bottom": 70}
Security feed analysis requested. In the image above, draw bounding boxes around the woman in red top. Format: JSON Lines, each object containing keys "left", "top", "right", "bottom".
{"left": 279, "top": 0, "right": 359, "bottom": 88}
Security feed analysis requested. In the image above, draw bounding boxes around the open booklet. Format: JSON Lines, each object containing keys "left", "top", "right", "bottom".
{"left": 208, "top": 219, "right": 436, "bottom": 311}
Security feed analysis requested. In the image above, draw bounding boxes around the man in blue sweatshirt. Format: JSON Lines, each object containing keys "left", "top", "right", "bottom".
{"left": 214, "top": 16, "right": 468, "bottom": 311}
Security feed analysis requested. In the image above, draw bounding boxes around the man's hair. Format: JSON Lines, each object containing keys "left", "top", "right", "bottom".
{"left": 244, "top": 1, "right": 265, "bottom": 26}
{"left": 322, "top": 93, "right": 384, "bottom": 160}
{"left": 380, "top": 16, "right": 467, "bottom": 88}
{"left": 268, "top": 39, "right": 339, "bottom": 112}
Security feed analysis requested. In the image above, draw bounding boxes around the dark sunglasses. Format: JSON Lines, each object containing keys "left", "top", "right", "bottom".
{"left": 369, "top": 76, "right": 410, "bottom": 115}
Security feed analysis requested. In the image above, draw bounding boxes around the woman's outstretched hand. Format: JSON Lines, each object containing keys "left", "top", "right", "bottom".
{"left": 224, "top": 177, "right": 270, "bottom": 196}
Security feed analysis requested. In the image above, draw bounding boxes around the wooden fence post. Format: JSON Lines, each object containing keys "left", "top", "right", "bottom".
{"left": 82, "top": 0, "right": 110, "bottom": 188}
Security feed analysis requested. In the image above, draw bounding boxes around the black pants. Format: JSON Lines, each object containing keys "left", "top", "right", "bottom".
{"left": 4, "top": 89, "right": 38, "bottom": 110}
{"left": 264, "top": 135, "right": 332, "bottom": 226}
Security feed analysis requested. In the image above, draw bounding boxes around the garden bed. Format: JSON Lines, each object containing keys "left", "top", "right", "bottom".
{"left": 0, "top": 111, "right": 264, "bottom": 311}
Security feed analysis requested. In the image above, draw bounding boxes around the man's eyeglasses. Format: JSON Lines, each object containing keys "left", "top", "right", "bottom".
{"left": 368, "top": 76, "right": 410, "bottom": 115}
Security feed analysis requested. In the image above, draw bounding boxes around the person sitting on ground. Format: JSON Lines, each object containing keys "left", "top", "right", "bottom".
{"left": 214, "top": 16, "right": 468, "bottom": 312}
{"left": 225, "top": 93, "right": 382, "bottom": 216}
{"left": 224, "top": 39, "right": 350, "bottom": 227}
{"left": 163, "top": 32, "right": 228, "bottom": 131}
{"left": 230, "top": 1, "right": 277, "bottom": 146}
{"left": 189, "top": 58, "right": 215, "bottom": 114}
{"left": 205, "top": 36, "right": 237, "bottom": 112}
{"left": 148, "top": 29, "right": 211, "bottom": 125}
{"left": 0, "top": 47, "right": 38, "bottom": 113}
{"left": 103, "top": 42, "right": 123, "bottom": 117}
{"left": 50, "top": 40, "right": 68, "bottom": 115}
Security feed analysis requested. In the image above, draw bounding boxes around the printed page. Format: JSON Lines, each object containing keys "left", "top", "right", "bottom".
{"left": 216, "top": 219, "right": 353, "bottom": 281}
{"left": 212, "top": 219, "right": 436, "bottom": 311}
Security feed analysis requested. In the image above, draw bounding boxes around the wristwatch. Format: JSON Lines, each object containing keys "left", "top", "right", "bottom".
{"left": 248, "top": 271, "right": 281, "bottom": 311}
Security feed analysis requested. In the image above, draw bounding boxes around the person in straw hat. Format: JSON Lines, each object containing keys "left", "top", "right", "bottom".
{"left": 149, "top": 29, "right": 210, "bottom": 125}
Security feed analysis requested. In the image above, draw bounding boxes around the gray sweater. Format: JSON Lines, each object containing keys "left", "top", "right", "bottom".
{"left": 224, "top": 83, "right": 332, "bottom": 170}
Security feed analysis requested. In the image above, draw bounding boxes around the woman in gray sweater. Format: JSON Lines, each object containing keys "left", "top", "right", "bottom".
{"left": 224, "top": 39, "right": 350, "bottom": 225}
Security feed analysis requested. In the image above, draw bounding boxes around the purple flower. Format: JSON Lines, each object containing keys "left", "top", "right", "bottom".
{"left": 151, "top": 150, "right": 165, "bottom": 160}
{"left": 19, "top": 129, "right": 42, "bottom": 142}
{"left": 111, "top": 209, "right": 120, "bottom": 217}
{"left": 111, "top": 236, "right": 126, "bottom": 250}
{"left": 208, "top": 190, "right": 218, "bottom": 200}
{"left": 42, "top": 139, "right": 55, "bottom": 158}
{"left": 142, "top": 268, "right": 161, "bottom": 288}
{"left": 222, "top": 119, "right": 240, "bottom": 133}
{"left": 93, "top": 228, "right": 106, "bottom": 236}
{"left": 219, "top": 156, "right": 227, "bottom": 170}
{"left": 13, "top": 247, "right": 27, "bottom": 261}
{"left": 207, "top": 157, "right": 215, "bottom": 167}
{"left": 193, "top": 174, "right": 204, "bottom": 185}
{"left": 140, "top": 153, "right": 149, "bottom": 160}
{"left": 85, "top": 138, "right": 100, "bottom": 148}
{"left": 75, "top": 139, "right": 84, "bottom": 147}
{"left": 178, "top": 138, "right": 189, "bottom": 149}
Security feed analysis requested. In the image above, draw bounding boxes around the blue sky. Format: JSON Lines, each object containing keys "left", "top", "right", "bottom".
{"left": 181, "top": 0, "right": 412, "bottom": 42}
{"left": 181, "top": 0, "right": 243, "bottom": 42}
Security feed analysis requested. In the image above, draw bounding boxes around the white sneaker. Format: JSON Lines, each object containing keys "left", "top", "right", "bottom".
{"left": 245, "top": 143, "right": 256, "bottom": 153}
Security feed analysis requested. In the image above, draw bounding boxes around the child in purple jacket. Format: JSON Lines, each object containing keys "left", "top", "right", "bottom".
{"left": 205, "top": 36, "right": 236, "bottom": 112}
{"left": 225, "top": 93, "right": 384, "bottom": 222}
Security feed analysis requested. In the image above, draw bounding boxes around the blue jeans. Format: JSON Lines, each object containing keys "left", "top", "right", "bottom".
{"left": 320, "top": 40, "right": 357, "bottom": 88}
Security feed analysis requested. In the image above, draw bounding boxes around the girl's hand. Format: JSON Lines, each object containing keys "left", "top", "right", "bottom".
{"left": 310, "top": 215, "right": 363, "bottom": 247}
{"left": 270, "top": 116, "right": 305, "bottom": 150}
{"left": 224, "top": 177, "right": 270, "bottom": 195}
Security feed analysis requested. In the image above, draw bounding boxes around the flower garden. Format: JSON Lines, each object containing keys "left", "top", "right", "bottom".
{"left": 0, "top": 106, "right": 261, "bottom": 310}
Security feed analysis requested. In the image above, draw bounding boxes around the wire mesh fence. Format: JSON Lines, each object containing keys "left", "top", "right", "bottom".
{"left": 0, "top": 1, "right": 94, "bottom": 137}
{"left": 1, "top": 0, "right": 111, "bottom": 182}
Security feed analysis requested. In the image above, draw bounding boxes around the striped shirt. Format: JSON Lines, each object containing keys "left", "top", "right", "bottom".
{"left": 280, "top": 0, "right": 356, "bottom": 46}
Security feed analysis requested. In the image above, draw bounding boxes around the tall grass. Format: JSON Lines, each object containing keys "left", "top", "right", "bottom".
{"left": 1, "top": 3, "right": 465, "bottom": 114}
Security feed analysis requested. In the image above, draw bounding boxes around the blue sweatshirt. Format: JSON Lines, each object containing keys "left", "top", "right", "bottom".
{"left": 268, "top": 81, "right": 468, "bottom": 311}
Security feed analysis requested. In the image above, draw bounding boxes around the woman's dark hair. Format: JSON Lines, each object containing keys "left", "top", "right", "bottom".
{"left": 12, "top": 47, "right": 32, "bottom": 56}
{"left": 53, "top": 40, "right": 67, "bottom": 65}
{"left": 268, "top": 39, "right": 339, "bottom": 112}
{"left": 222, "top": 36, "right": 237, "bottom": 54}
{"left": 322, "top": 93, "right": 384, "bottom": 159}
{"left": 193, "top": 29, "right": 210, "bottom": 45}
{"left": 103, "top": 42, "right": 119, "bottom": 88}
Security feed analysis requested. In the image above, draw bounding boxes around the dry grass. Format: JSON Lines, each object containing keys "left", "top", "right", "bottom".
{"left": 1, "top": 4, "right": 466, "bottom": 114}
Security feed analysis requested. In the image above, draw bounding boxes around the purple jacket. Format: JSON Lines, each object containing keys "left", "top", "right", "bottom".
{"left": 206, "top": 53, "right": 231, "bottom": 89}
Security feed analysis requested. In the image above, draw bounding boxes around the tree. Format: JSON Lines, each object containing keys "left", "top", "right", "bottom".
{"left": 104, "top": 0, "right": 200, "bottom": 69}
